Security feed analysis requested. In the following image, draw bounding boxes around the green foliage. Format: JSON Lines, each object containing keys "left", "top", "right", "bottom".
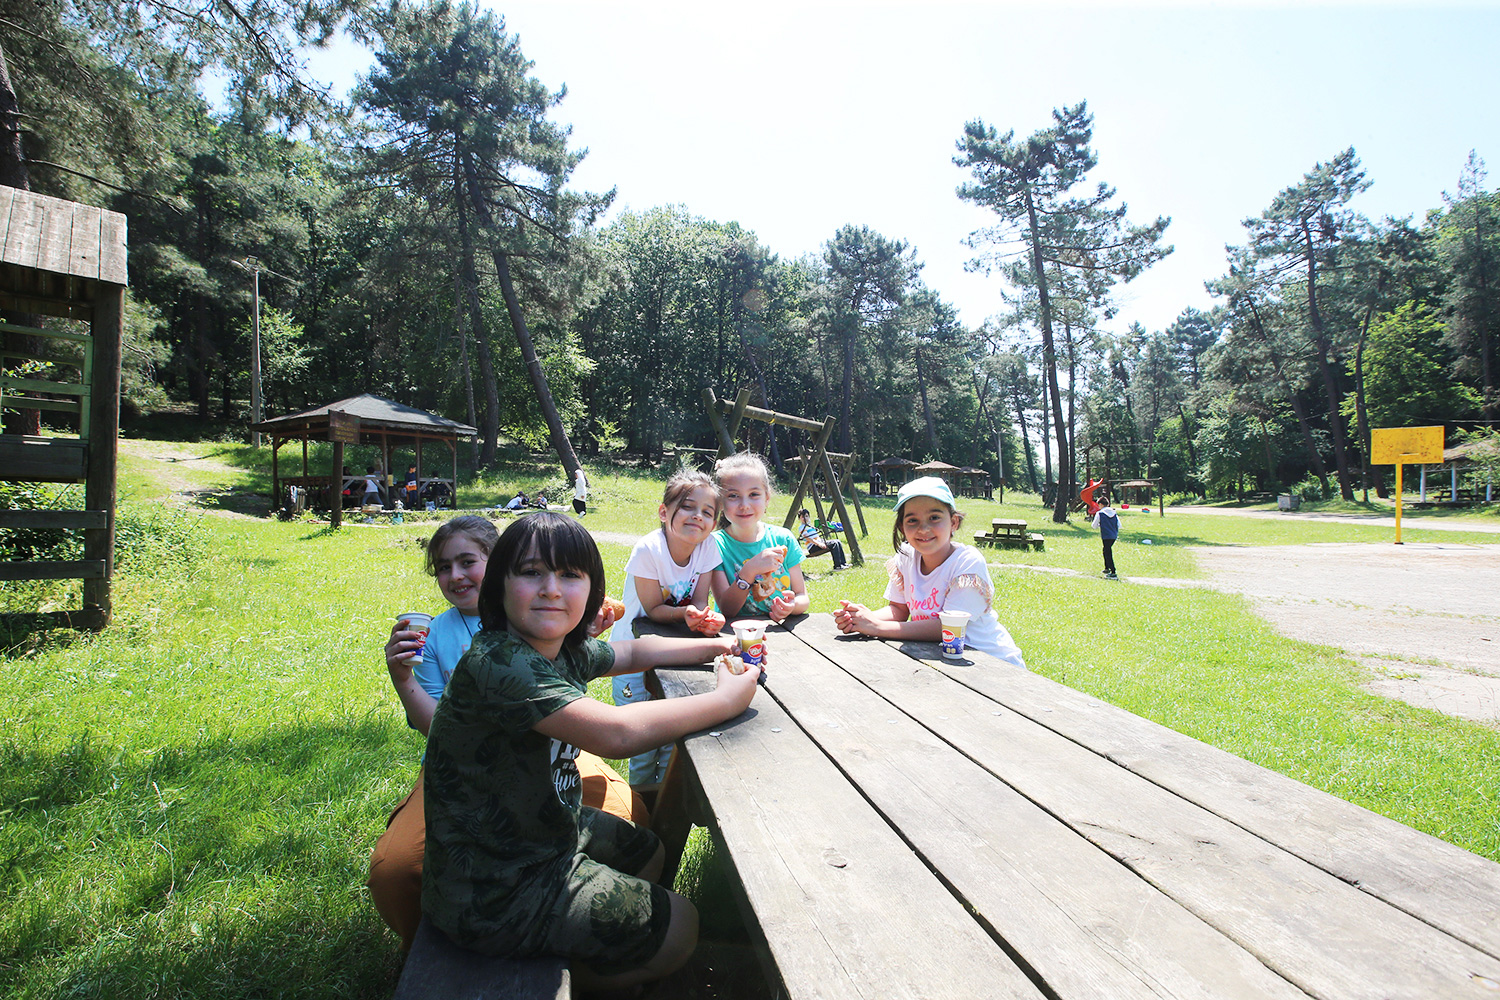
{"left": 1358, "top": 302, "right": 1481, "bottom": 427}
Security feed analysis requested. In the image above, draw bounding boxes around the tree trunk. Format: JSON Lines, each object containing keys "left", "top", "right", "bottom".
{"left": 839, "top": 309, "right": 857, "bottom": 453}
{"left": 452, "top": 268, "right": 480, "bottom": 465}
{"left": 0, "top": 43, "right": 30, "bottom": 190}
{"left": 1024, "top": 189, "right": 1071, "bottom": 522}
{"left": 461, "top": 150, "right": 581, "bottom": 479}
{"left": 1286, "top": 386, "right": 1331, "bottom": 497}
{"left": 1013, "top": 395, "right": 1039, "bottom": 493}
{"left": 1352, "top": 304, "right": 1375, "bottom": 501}
{"left": 914, "top": 338, "right": 938, "bottom": 457}
{"left": 1302, "top": 219, "right": 1355, "bottom": 499}
{"left": 452, "top": 173, "right": 500, "bottom": 466}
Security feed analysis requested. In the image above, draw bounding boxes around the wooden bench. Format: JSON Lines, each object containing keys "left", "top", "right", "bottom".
{"left": 392, "top": 917, "right": 569, "bottom": 1000}
{"left": 973, "top": 517, "right": 1044, "bottom": 551}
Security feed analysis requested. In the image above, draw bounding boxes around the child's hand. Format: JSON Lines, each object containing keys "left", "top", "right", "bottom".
{"left": 385, "top": 620, "right": 421, "bottom": 679}
{"left": 769, "top": 589, "right": 797, "bottom": 623}
{"left": 589, "top": 604, "right": 617, "bottom": 638}
{"left": 713, "top": 653, "right": 762, "bottom": 711}
{"left": 833, "top": 599, "right": 868, "bottom": 633}
{"left": 743, "top": 546, "right": 785, "bottom": 578}
{"left": 685, "top": 605, "right": 726, "bottom": 635}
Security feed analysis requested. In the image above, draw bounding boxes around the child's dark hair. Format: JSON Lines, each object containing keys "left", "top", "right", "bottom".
{"left": 477, "top": 512, "right": 605, "bottom": 647}
{"left": 892, "top": 497, "right": 964, "bottom": 551}
{"left": 423, "top": 515, "right": 500, "bottom": 576}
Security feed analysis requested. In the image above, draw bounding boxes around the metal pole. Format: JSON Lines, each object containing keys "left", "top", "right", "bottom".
{"left": 251, "top": 266, "right": 262, "bottom": 447}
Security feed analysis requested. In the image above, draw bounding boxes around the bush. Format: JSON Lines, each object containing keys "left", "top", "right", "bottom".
{"left": 1293, "top": 475, "right": 1326, "bottom": 502}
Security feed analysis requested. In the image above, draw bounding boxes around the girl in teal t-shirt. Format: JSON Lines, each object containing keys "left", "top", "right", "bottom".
{"left": 710, "top": 452, "right": 810, "bottom": 622}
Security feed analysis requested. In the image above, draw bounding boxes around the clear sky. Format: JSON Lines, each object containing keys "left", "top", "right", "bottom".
{"left": 308, "top": 1, "right": 1500, "bottom": 338}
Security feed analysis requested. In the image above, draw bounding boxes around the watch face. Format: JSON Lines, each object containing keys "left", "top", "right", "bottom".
{"left": 735, "top": 578, "right": 750, "bottom": 590}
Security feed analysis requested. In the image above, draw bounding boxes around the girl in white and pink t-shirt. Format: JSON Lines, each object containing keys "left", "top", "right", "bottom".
{"left": 833, "top": 476, "right": 1025, "bottom": 667}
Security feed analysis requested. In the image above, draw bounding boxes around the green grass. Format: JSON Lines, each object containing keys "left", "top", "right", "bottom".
{"left": 3, "top": 443, "right": 1499, "bottom": 999}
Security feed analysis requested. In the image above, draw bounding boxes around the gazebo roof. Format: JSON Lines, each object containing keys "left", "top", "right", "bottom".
{"left": 915, "top": 460, "right": 959, "bottom": 472}
{"left": 873, "top": 455, "right": 917, "bottom": 468}
{"left": 957, "top": 466, "right": 988, "bottom": 476}
{"left": 1444, "top": 439, "right": 1499, "bottom": 464}
{"left": 252, "top": 393, "right": 477, "bottom": 439}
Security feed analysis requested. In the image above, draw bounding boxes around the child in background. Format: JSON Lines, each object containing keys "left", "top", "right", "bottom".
{"left": 796, "top": 508, "right": 847, "bottom": 569}
{"left": 423, "top": 512, "right": 761, "bottom": 992}
{"left": 1092, "top": 494, "right": 1120, "bottom": 579}
{"left": 366, "top": 515, "right": 645, "bottom": 953}
{"left": 710, "top": 452, "right": 810, "bottom": 623}
{"left": 833, "top": 476, "right": 1025, "bottom": 667}
{"left": 609, "top": 470, "right": 727, "bottom": 789}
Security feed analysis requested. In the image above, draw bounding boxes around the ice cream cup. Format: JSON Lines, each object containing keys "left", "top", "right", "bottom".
{"left": 733, "top": 620, "right": 768, "bottom": 669}
{"left": 398, "top": 611, "right": 433, "bottom": 665}
{"left": 938, "top": 610, "right": 970, "bottom": 659}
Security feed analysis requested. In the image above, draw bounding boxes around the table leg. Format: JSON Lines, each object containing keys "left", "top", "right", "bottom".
{"left": 650, "top": 747, "right": 701, "bottom": 887}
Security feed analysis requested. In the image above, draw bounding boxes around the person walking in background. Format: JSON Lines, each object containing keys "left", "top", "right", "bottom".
{"left": 403, "top": 465, "right": 418, "bottom": 508}
{"left": 1092, "top": 495, "right": 1120, "bottom": 579}
{"left": 573, "top": 467, "right": 589, "bottom": 516}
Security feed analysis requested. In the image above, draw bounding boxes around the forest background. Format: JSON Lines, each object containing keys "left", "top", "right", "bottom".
{"left": 2, "top": 0, "right": 1498, "bottom": 524}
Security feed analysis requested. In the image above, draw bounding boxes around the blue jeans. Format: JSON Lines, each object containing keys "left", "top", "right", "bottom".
{"left": 611, "top": 672, "right": 673, "bottom": 786}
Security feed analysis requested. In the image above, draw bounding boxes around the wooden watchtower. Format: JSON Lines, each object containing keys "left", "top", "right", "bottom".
{"left": 0, "top": 188, "right": 127, "bottom": 631}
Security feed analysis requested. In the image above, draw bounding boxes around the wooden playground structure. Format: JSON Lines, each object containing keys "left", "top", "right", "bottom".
{"left": 0, "top": 189, "right": 126, "bottom": 633}
{"left": 702, "top": 387, "right": 868, "bottom": 566}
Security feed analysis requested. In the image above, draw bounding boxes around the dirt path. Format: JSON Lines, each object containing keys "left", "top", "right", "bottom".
{"left": 118, "top": 440, "right": 266, "bottom": 520}
{"left": 1168, "top": 504, "right": 1500, "bottom": 534}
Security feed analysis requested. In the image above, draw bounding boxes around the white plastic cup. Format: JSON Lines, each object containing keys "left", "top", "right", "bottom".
{"left": 397, "top": 611, "right": 433, "bottom": 665}
{"left": 938, "top": 610, "right": 970, "bottom": 659}
{"left": 733, "top": 621, "right": 768, "bottom": 669}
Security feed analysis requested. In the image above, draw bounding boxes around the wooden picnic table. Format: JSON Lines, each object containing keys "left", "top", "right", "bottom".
{"left": 643, "top": 613, "right": 1500, "bottom": 999}
{"left": 974, "top": 517, "right": 1044, "bottom": 551}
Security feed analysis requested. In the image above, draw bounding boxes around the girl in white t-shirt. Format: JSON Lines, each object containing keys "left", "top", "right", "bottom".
{"left": 833, "top": 476, "right": 1025, "bottom": 667}
{"left": 609, "top": 470, "right": 727, "bottom": 785}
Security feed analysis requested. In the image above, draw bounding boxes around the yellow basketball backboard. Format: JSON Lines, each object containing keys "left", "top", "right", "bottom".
{"left": 1370, "top": 426, "right": 1444, "bottom": 465}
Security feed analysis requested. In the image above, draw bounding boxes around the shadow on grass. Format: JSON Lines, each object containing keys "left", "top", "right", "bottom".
{"left": 0, "top": 716, "right": 416, "bottom": 999}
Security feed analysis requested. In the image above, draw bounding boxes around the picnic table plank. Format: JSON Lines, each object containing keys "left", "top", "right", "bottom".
{"left": 765, "top": 626, "right": 1308, "bottom": 1000}
{"left": 901, "top": 638, "right": 1500, "bottom": 960}
{"left": 656, "top": 663, "right": 1045, "bottom": 1000}
{"left": 792, "top": 616, "right": 1500, "bottom": 999}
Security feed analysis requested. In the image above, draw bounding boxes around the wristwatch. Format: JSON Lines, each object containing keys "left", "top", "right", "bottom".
{"left": 734, "top": 576, "right": 751, "bottom": 591}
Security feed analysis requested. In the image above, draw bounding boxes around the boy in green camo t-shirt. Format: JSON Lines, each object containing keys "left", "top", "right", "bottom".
{"left": 421, "top": 512, "right": 762, "bottom": 994}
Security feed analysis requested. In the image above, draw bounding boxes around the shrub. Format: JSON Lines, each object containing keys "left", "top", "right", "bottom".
{"left": 1293, "top": 475, "right": 1326, "bottom": 502}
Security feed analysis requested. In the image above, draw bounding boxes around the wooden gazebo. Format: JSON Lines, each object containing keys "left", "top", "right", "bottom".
{"left": 956, "top": 466, "right": 995, "bottom": 500}
{"left": 0, "top": 188, "right": 126, "bottom": 631}
{"left": 870, "top": 456, "right": 916, "bottom": 494}
{"left": 252, "top": 394, "right": 476, "bottom": 528}
{"left": 914, "top": 460, "right": 960, "bottom": 488}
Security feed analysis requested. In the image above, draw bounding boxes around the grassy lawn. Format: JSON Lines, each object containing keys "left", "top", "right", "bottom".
{"left": 3, "top": 443, "right": 1499, "bottom": 999}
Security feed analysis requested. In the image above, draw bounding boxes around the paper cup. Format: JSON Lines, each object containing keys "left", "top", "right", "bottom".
{"left": 733, "top": 620, "right": 768, "bottom": 668}
{"left": 397, "top": 611, "right": 433, "bottom": 665}
{"left": 938, "top": 610, "right": 970, "bottom": 659}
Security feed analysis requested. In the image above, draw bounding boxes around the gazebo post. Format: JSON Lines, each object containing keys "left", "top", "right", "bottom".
{"left": 330, "top": 441, "right": 344, "bottom": 529}
{"left": 271, "top": 437, "right": 280, "bottom": 511}
{"left": 450, "top": 440, "right": 458, "bottom": 511}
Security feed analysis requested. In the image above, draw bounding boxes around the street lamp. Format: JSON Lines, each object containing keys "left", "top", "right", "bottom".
{"left": 231, "top": 256, "right": 294, "bottom": 447}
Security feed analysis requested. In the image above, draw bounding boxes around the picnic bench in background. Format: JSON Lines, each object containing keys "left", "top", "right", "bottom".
{"left": 647, "top": 613, "right": 1500, "bottom": 999}
{"left": 973, "top": 517, "right": 1044, "bottom": 551}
